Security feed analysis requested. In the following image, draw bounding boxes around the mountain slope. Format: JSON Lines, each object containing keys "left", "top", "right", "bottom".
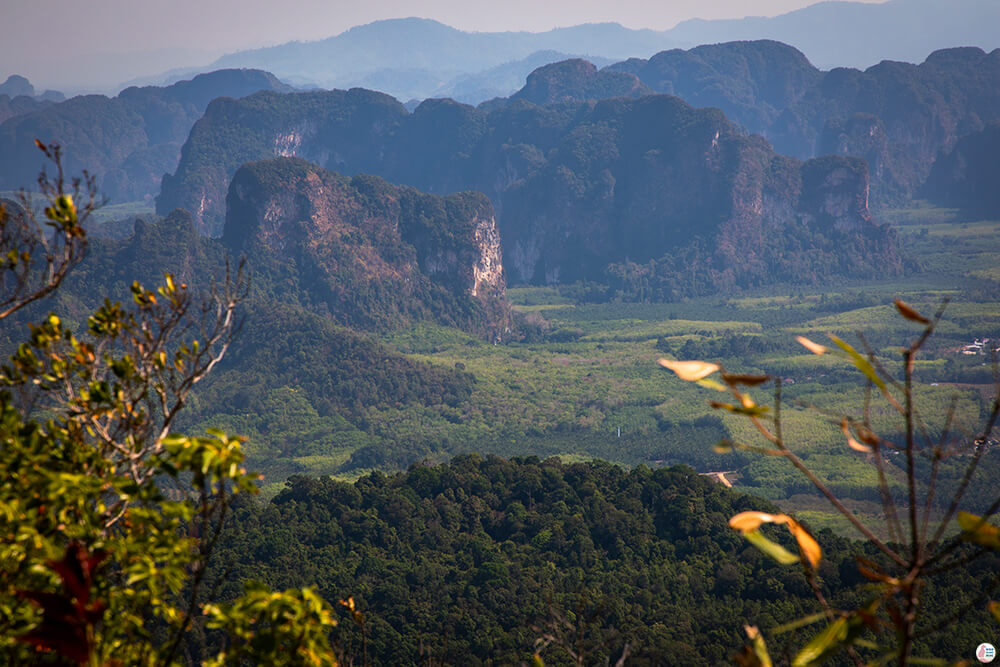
{"left": 160, "top": 89, "right": 900, "bottom": 293}
{"left": 0, "top": 69, "right": 292, "bottom": 201}
{"left": 603, "top": 43, "right": 1000, "bottom": 205}
{"left": 922, "top": 120, "right": 1000, "bottom": 217}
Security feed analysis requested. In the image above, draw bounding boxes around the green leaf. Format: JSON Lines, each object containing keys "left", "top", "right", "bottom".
{"left": 828, "top": 334, "right": 887, "bottom": 394}
{"left": 697, "top": 377, "right": 728, "bottom": 392}
{"left": 792, "top": 616, "right": 848, "bottom": 666}
{"left": 773, "top": 611, "right": 833, "bottom": 635}
{"left": 743, "top": 530, "right": 799, "bottom": 565}
{"left": 710, "top": 401, "right": 771, "bottom": 417}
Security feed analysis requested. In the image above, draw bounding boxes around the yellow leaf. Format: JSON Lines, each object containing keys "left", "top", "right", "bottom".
{"left": 744, "top": 530, "right": 800, "bottom": 565}
{"left": 989, "top": 600, "right": 1000, "bottom": 625}
{"left": 787, "top": 519, "right": 822, "bottom": 569}
{"left": 792, "top": 617, "right": 848, "bottom": 667}
{"left": 744, "top": 626, "right": 773, "bottom": 667}
{"left": 795, "top": 336, "right": 827, "bottom": 355}
{"left": 658, "top": 359, "right": 720, "bottom": 381}
{"left": 958, "top": 512, "right": 1000, "bottom": 550}
{"left": 828, "top": 334, "right": 887, "bottom": 394}
{"left": 730, "top": 512, "right": 821, "bottom": 569}
{"left": 697, "top": 377, "right": 728, "bottom": 392}
{"left": 730, "top": 511, "right": 783, "bottom": 533}
{"left": 841, "top": 419, "right": 873, "bottom": 453}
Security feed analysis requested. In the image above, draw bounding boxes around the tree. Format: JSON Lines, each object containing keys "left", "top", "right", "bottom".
{"left": 0, "top": 143, "right": 340, "bottom": 665}
{"left": 660, "top": 299, "right": 1000, "bottom": 666}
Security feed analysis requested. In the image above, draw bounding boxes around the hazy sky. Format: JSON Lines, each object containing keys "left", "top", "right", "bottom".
{"left": 4, "top": 0, "right": 889, "bottom": 90}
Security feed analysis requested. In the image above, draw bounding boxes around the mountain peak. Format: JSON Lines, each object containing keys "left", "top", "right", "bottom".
{"left": 512, "top": 59, "right": 652, "bottom": 105}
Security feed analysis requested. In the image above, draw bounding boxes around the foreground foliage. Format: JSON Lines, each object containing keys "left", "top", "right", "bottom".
{"left": 0, "top": 146, "right": 339, "bottom": 665}
{"left": 662, "top": 299, "right": 1000, "bottom": 665}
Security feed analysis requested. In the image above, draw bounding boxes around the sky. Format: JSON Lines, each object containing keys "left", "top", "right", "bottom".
{"left": 3, "top": 0, "right": 888, "bottom": 92}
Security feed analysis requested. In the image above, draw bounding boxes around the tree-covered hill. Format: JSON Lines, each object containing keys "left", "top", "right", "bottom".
{"left": 205, "top": 456, "right": 996, "bottom": 665}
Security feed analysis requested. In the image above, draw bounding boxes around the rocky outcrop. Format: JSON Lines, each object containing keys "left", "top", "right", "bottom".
{"left": 223, "top": 157, "right": 508, "bottom": 334}
{"left": 607, "top": 40, "right": 821, "bottom": 136}
{"left": 800, "top": 155, "right": 872, "bottom": 233}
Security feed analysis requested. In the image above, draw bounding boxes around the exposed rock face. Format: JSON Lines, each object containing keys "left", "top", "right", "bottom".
{"left": 224, "top": 157, "right": 508, "bottom": 334}
{"left": 819, "top": 114, "right": 889, "bottom": 187}
{"left": 163, "top": 87, "right": 899, "bottom": 293}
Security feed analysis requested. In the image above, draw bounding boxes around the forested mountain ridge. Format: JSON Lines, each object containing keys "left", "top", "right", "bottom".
{"left": 159, "top": 88, "right": 407, "bottom": 236}
{"left": 159, "top": 88, "right": 900, "bottom": 294}
{"left": 0, "top": 68, "right": 292, "bottom": 202}
{"left": 206, "top": 17, "right": 675, "bottom": 93}
{"left": 602, "top": 43, "right": 1000, "bottom": 207}
{"left": 61, "top": 158, "right": 510, "bottom": 339}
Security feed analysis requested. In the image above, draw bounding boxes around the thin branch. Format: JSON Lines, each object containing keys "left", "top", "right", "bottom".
{"left": 748, "top": 413, "right": 906, "bottom": 568}
{"left": 926, "top": 396, "right": 1000, "bottom": 555}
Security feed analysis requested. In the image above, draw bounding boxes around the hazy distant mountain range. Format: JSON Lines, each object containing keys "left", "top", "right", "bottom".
{"left": 185, "top": 0, "right": 1000, "bottom": 102}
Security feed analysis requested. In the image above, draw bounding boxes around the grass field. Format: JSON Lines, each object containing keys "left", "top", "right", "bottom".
{"left": 362, "top": 203, "right": 1000, "bottom": 534}
{"left": 171, "top": 201, "right": 1000, "bottom": 536}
